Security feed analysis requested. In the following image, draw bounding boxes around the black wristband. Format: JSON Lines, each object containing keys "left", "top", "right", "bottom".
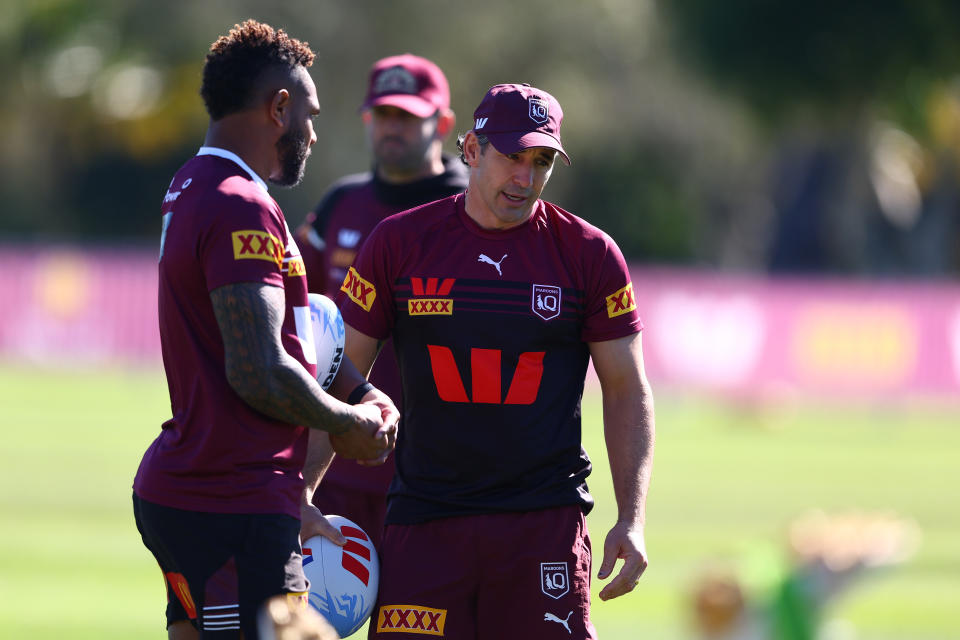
{"left": 347, "top": 381, "right": 375, "bottom": 405}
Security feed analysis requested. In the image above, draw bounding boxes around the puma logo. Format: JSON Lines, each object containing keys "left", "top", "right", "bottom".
{"left": 478, "top": 253, "right": 507, "bottom": 276}
{"left": 544, "top": 611, "right": 572, "bottom": 634}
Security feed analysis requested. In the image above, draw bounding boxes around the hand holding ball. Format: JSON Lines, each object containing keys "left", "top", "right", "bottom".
{"left": 302, "top": 516, "right": 379, "bottom": 637}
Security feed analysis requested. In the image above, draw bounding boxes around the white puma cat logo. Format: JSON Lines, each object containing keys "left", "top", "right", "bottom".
{"left": 544, "top": 611, "right": 573, "bottom": 634}
{"left": 478, "top": 253, "right": 508, "bottom": 276}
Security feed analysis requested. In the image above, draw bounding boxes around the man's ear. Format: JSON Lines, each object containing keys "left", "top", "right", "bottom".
{"left": 268, "top": 88, "right": 291, "bottom": 129}
{"left": 462, "top": 130, "right": 482, "bottom": 167}
{"left": 436, "top": 109, "right": 456, "bottom": 138}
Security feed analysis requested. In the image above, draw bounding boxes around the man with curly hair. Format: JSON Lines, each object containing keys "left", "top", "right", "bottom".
{"left": 132, "top": 20, "right": 397, "bottom": 639}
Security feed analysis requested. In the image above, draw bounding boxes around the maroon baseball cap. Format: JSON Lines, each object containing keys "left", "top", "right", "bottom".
{"left": 471, "top": 83, "right": 570, "bottom": 165}
{"left": 360, "top": 54, "right": 449, "bottom": 118}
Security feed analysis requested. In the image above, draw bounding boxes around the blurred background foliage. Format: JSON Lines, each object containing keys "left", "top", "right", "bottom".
{"left": 3, "top": 0, "right": 960, "bottom": 274}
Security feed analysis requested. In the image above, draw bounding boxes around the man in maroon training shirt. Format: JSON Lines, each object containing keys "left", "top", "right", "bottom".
{"left": 132, "top": 21, "right": 396, "bottom": 640}
{"left": 304, "top": 83, "right": 656, "bottom": 639}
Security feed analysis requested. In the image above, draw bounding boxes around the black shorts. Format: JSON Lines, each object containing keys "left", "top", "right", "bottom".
{"left": 133, "top": 493, "right": 308, "bottom": 638}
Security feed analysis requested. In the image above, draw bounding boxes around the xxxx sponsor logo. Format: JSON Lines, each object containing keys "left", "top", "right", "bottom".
{"left": 606, "top": 282, "right": 637, "bottom": 318}
{"left": 408, "top": 277, "right": 455, "bottom": 316}
{"left": 409, "top": 299, "right": 452, "bottom": 316}
{"left": 341, "top": 266, "right": 376, "bottom": 311}
{"left": 232, "top": 230, "right": 283, "bottom": 267}
{"left": 285, "top": 256, "right": 306, "bottom": 277}
{"left": 376, "top": 605, "right": 446, "bottom": 635}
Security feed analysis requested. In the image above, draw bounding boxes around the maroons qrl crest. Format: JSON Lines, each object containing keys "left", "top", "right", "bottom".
{"left": 529, "top": 97, "right": 549, "bottom": 124}
{"left": 374, "top": 66, "right": 417, "bottom": 95}
{"left": 540, "top": 562, "right": 569, "bottom": 599}
{"left": 532, "top": 284, "right": 561, "bottom": 321}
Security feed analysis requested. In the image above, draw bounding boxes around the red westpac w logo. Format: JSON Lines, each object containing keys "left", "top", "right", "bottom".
{"left": 427, "top": 345, "right": 545, "bottom": 404}
{"left": 410, "top": 277, "right": 455, "bottom": 296}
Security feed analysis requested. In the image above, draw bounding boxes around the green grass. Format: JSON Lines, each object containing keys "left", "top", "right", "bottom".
{"left": 1, "top": 364, "right": 957, "bottom": 639}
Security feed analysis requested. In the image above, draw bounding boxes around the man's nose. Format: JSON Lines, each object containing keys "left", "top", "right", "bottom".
{"left": 513, "top": 163, "right": 534, "bottom": 188}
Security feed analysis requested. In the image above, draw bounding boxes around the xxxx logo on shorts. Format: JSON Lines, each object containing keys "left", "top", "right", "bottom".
{"left": 408, "top": 277, "right": 455, "bottom": 316}
{"left": 341, "top": 266, "right": 376, "bottom": 311}
{"left": 376, "top": 605, "right": 446, "bottom": 635}
{"left": 232, "top": 230, "right": 283, "bottom": 267}
{"left": 606, "top": 282, "right": 637, "bottom": 318}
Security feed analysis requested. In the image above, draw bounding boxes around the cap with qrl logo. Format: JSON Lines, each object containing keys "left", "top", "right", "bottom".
{"left": 471, "top": 83, "right": 570, "bottom": 165}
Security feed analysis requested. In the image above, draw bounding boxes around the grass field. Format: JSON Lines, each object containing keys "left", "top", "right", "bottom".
{"left": 1, "top": 363, "right": 957, "bottom": 639}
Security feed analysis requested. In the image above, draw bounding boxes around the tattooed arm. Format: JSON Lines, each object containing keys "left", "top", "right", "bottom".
{"left": 209, "top": 281, "right": 392, "bottom": 460}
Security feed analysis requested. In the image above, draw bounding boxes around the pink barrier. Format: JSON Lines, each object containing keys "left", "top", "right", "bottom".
{"left": 0, "top": 247, "right": 160, "bottom": 365}
{"left": 633, "top": 268, "right": 960, "bottom": 400}
{"left": 1, "top": 248, "right": 957, "bottom": 400}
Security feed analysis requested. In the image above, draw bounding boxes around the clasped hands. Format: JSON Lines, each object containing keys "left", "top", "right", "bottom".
{"left": 330, "top": 387, "right": 398, "bottom": 465}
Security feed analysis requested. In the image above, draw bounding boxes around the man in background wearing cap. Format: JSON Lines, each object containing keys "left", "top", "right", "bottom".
{"left": 310, "top": 82, "right": 656, "bottom": 639}
{"left": 296, "top": 55, "right": 467, "bottom": 550}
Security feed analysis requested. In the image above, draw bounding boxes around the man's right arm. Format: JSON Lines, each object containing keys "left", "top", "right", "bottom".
{"left": 209, "top": 281, "right": 391, "bottom": 461}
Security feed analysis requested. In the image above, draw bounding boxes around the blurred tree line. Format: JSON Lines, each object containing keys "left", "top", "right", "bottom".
{"left": 661, "top": 0, "right": 960, "bottom": 275}
{"left": 3, "top": 0, "right": 960, "bottom": 275}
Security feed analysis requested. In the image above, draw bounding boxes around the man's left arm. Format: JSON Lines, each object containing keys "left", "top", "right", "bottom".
{"left": 299, "top": 325, "right": 395, "bottom": 543}
{"left": 588, "top": 331, "right": 656, "bottom": 601}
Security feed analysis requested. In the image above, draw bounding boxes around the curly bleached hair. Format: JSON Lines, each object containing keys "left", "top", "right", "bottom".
{"left": 201, "top": 19, "right": 315, "bottom": 120}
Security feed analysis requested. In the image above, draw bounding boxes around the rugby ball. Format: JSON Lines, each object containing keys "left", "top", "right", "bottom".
{"left": 302, "top": 516, "right": 379, "bottom": 637}
{"left": 309, "top": 293, "right": 345, "bottom": 390}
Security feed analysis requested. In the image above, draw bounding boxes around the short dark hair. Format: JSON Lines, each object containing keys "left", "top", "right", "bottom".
{"left": 201, "top": 20, "right": 315, "bottom": 121}
{"left": 457, "top": 132, "right": 490, "bottom": 165}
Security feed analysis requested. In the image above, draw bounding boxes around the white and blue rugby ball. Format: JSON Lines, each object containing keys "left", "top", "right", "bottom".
{"left": 302, "top": 516, "right": 380, "bottom": 638}
{"left": 308, "top": 293, "right": 345, "bottom": 390}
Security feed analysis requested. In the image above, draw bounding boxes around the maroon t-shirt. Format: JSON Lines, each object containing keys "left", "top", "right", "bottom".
{"left": 340, "top": 193, "right": 643, "bottom": 524}
{"left": 134, "top": 148, "right": 315, "bottom": 518}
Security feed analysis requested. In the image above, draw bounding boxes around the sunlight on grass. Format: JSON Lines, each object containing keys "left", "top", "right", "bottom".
{"left": 1, "top": 366, "right": 957, "bottom": 639}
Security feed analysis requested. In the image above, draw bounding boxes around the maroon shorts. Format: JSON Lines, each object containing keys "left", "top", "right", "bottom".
{"left": 369, "top": 505, "right": 597, "bottom": 640}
